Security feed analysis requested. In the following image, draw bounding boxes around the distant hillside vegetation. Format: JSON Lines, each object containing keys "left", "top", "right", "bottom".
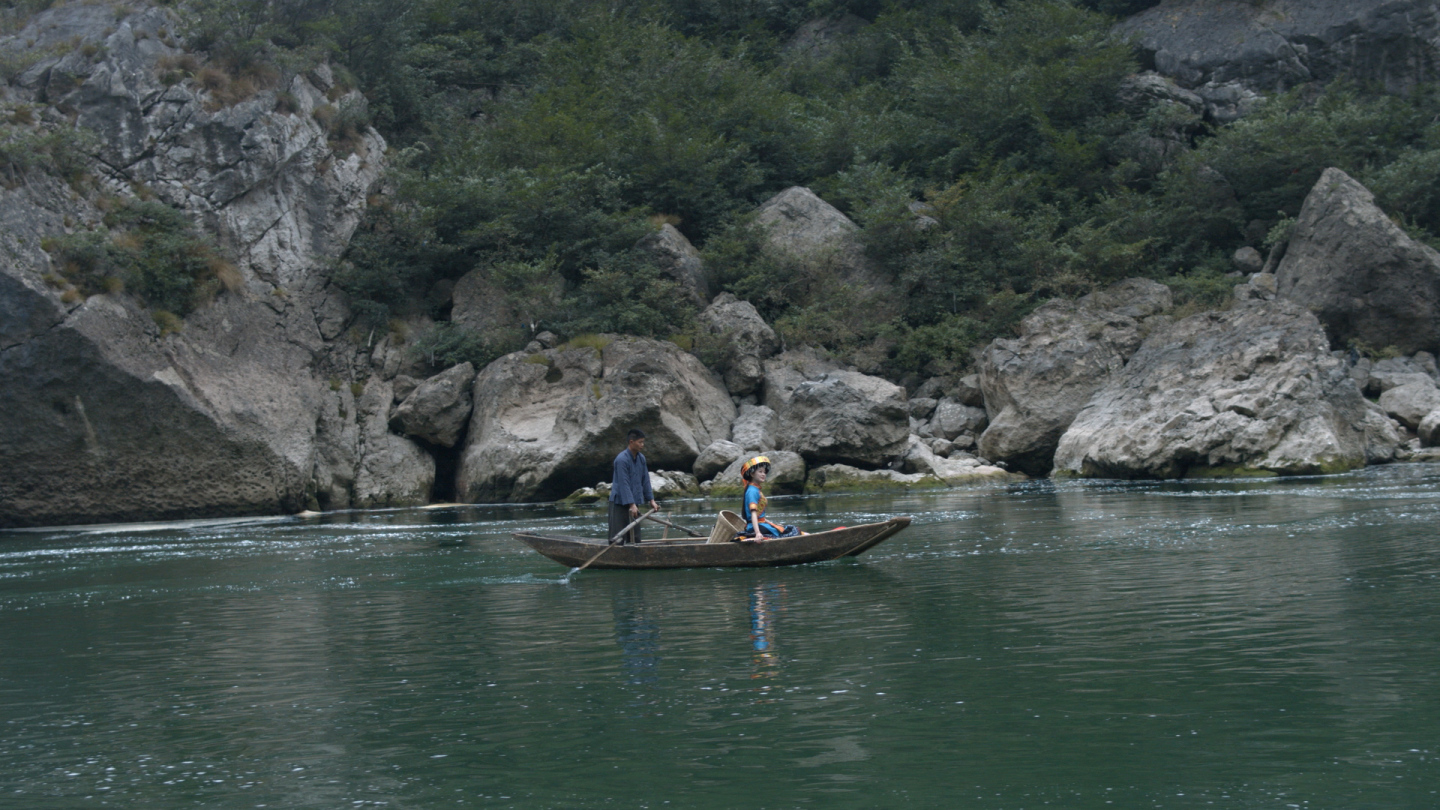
{"left": 170, "top": 0, "right": 1440, "bottom": 377}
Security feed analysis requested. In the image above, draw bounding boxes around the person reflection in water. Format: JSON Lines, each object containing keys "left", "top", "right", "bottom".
{"left": 613, "top": 588, "right": 660, "bottom": 688}
{"left": 750, "top": 582, "right": 787, "bottom": 680}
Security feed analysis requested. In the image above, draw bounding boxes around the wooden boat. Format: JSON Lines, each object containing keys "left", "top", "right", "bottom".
{"left": 514, "top": 516, "right": 912, "bottom": 570}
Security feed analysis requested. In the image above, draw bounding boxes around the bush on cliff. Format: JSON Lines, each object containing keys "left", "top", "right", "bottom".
{"left": 44, "top": 199, "right": 239, "bottom": 317}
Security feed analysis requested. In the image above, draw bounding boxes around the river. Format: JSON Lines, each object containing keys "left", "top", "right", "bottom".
{"left": 2, "top": 464, "right": 1439, "bottom": 808}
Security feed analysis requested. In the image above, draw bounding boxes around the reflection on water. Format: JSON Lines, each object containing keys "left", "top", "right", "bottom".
{"left": 749, "top": 582, "right": 786, "bottom": 680}
{"left": 613, "top": 586, "right": 661, "bottom": 687}
{"left": 1, "top": 464, "right": 1440, "bottom": 808}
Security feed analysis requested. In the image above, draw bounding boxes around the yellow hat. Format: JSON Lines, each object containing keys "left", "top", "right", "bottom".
{"left": 741, "top": 456, "right": 771, "bottom": 478}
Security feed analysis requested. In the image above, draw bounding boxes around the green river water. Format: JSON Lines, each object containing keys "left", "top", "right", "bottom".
{"left": 2, "top": 464, "right": 1439, "bottom": 809}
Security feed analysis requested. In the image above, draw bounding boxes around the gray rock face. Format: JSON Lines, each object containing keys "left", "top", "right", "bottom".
{"left": 755, "top": 186, "right": 887, "bottom": 294}
{"left": 1120, "top": 0, "right": 1440, "bottom": 123}
{"left": 456, "top": 337, "right": 736, "bottom": 502}
{"left": 693, "top": 439, "right": 745, "bottom": 481}
{"left": 901, "top": 436, "right": 1018, "bottom": 484}
{"left": 351, "top": 379, "right": 437, "bottom": 507}
{"left": 1378, "top": 379, "right": 1440, "bottom": 430}
{"left": 761, "top": 348, "right": 844, "bottom": 411}
{"left": 1365, "top": 355, "right": 1440, "bottom": 395}
{"left": 1366, "top": 401, "right": 1406, "bottom": 462}
{"left": 927, "top": 398, "right": 988, "bottom": 441}
{"left": 696, "top": 293, "right": 782, "bottom": 395}
{"left": 707, "top": 450, "right": 806, "bottom": 496}
{"left": 636, "top": 224, "right": 708, "bottom": 303}
{"left": 390, "top": 363, "right": 477, "bottom": 448}
{"left": 0, "top": 5, "right": 402, "bottom": 526}
{"left": 777, "top": 370, "right": 910, "bottom": 467}
{"left": 730, "top": 403, "right": 779, "bottom": 451}
{"left": 1419, "top": 410, "right": 1440, "bottom": 446}
{"left": 1053, "top": 300, "right": 1369, "bottom": 478}
{"left": 978, "top": 280, "right": 1170, "bottom": 476}
{"left": 1276, "top": 168, "right": 1440, "bottom": 356}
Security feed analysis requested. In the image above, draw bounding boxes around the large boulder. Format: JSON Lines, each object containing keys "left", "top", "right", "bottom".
{"left": 636, "top": 224, "right": 708, "bottom": 304}
{"left": 455, "top": 337, "right": 736, "bottom": 502}
{"left": 693, "top": 439, "right": 745, "bottom": 481}
{"left": 312, "top": 377, "right": 435, "bottom": 509}
{"left": 730, "top": 403, "right": 779, "bottom": 451}
{"left": 1053, "top": 300, "right": 1369, "bottom": 478}
{"left": 1119, "top": 0, "right": 1440, "bottom": 123}
{"left": 925, "top": 398, "right": 988, "bottom": 441}
{"left": 705, "top": 450, "right": 806, "bottom": 497}
{"left": 978, "top": 281, "right": 1169, "bottom": 476}
{"left": 389, "top": 362, "right": 477, "bottom": 448}
{"left": 696, "top": 293, "right": 782, "bottom": 395}
{"left": 777, "top": 370, "right": 910, "bottom": 467}
{"left": 1378, "top": 379, "right": 1440, "bottom": 430}
{"left": 761, "top": 347, "right": 845, "bottom": 411}
{"left": 1275, "top": 168, "right": 1440, "bottom": 356}
{"left": 755, "top": 187, "right": 885, "bottom": 292}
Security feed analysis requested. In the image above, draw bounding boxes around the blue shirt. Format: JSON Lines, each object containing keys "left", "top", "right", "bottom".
{"left": 610, "top": 448, "right": 653, "bottom": 505}
{"left": 743, "top": 484, "right": 767, "bottom": 520}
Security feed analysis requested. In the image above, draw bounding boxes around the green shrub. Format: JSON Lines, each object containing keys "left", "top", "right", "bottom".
{"left": 45, "top": 199, "right": 236, "bottom": 316}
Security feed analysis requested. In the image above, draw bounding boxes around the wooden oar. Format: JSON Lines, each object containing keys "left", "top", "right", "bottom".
{"left": 644, "top": 512, "right": 704, "bottom": 538}
{"left": 573, "top": 507, "right": 657, "bottom": 574}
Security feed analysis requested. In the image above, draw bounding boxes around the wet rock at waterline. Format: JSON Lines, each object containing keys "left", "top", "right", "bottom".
{"left": 1052, "top": 300, "right": 1369, "bottom": 478}
{"left": 455, "top": 337, "right": 735, "bottom": 502}
{"left": 901, "top": 436, "right": 1019, "bottom": 485}
{"left": 704, "top": 450, "right": 806, "bottom": 497}
{"left": 977, "top": 280, "right": 1170, "bottom": 476}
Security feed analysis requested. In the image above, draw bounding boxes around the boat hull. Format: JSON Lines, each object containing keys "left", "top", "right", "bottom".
{"left": 514, "top": 517, "right": 911, "bottom": 570}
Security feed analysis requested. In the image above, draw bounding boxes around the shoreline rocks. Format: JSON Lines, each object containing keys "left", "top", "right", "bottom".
{"left": 1053, "top": 300, "right": 1368, "bottom": 478}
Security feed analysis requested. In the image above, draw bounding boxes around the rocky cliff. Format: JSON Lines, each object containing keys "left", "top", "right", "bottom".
{"left": 0, "top": 3, "right": 431, "bottom": 527}
{"left": 1122, "top": 0, "right": 1440, "bottom": 122}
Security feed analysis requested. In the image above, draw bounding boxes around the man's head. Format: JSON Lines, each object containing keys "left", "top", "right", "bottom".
{"left": 626, "top": 428, "right": 646, "bottom": 454}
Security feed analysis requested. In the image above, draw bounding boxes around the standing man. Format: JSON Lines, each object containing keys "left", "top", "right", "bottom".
{"left": 610, "top": 428, "right": 659, "bottom": 544}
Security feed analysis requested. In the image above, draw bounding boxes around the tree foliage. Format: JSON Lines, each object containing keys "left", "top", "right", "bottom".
{"left": 176, "top": 0, "right": 1440, "bottom": 375}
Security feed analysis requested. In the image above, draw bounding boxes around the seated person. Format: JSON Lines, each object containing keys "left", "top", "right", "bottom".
{"left": 738, "top": 456, "right": 801, "bottom": 542}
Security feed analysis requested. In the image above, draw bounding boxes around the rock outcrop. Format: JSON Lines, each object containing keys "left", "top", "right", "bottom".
{"left": 696, "top": 293, "right": 782, "bottom": 395}
{"left": 730, "top": 403, "right": 780, "bottom": 452}
{"left": 755, "top": 187, "right": 883, "bottom": 290}
{"left": 390, "top": 362, "right": 477, "bottom": 448}
{"left": 455, "top": 337, "right": 736, "bottom": 502}
{"left": 900, "top": 436, "right": 1019, "bottom": 485}
{"left": 1275, "top": 168, "right": 1440, "bottom": 356}
{"left": 777, "top": 370, "right": 910, "bottom": 467}
{"left": 978, "top": 279, "right": 1171, "bottom": 476}
{"left": 0, "top": 4, "right": 401, "bottom": 526}
{"left": 1120, "top": 0, "right": 1440, "bottom": 123}
{"left": 1053, "top": 300, "right": 1369, "bottom": 478}
{"left": 706, "top": 450, "right": 807, "bottom": 497}
{"left": 636, "top": 224, "right": 708, "bottom": 303}
{"left": 761, "top": 347, "right": 845, "bottom": 411}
